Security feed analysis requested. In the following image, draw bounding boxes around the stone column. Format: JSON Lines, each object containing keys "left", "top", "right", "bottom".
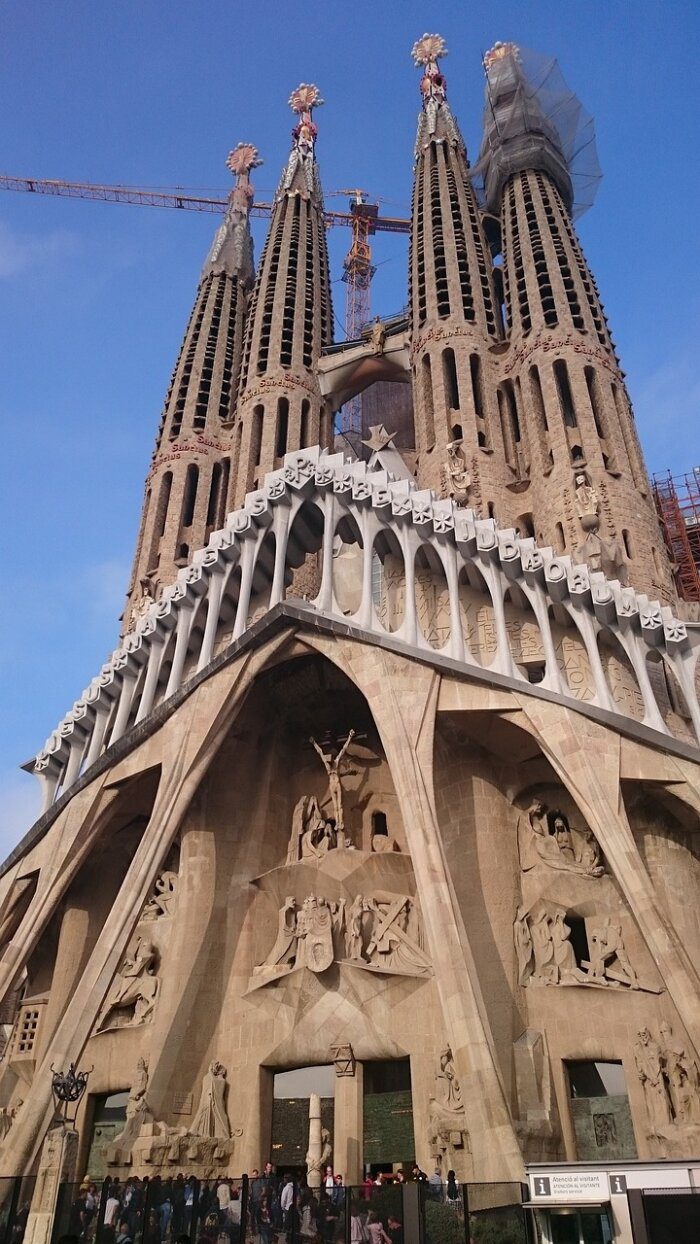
{"left": 307, "top": 1093, "right": 322, "bottom": 1189}
{"left": 24, "top": 1125, "right": 79, "bottom": 1244}
{"left": 333, "top": 1062, "right": 363, "bottom": 1185}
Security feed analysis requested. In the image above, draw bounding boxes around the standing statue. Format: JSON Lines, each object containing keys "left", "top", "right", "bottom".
{"left": 574, "top": 472, "right": 600, "bottom": 531}
{"left": 111, "top": 1058, "right": 151, "bottom": 1154}
{"left": 97, "top": 939, "right": 159, "bottom": 1031}
{"left": 344, "top": 895, "right": 365, "bottom": 961}
{"left": 310, "top": 730, "right": 356, "bottom": 833}
{"left": 436, "top": 1046, "right": 464, "bottom": 1113}
{"left": 306, "top": 1093, "right": 330, "bottom": 1188}
{"left": 429, "top": 1044, "right": 468, "bottom": 1174}
{"left": 659, "top": 1022, "right": 700, "bottom": 1124}
{"left": 635, "top": 1029, "right": 674, "bottom": 1130}
{"left": 190, "top": 1061, "right": 231, "bottom": 1139}
{"left": 369, "top": 316, "right": 386, "bottom": 355}
{"left": 587, "top": 920, "right": 638, "bottom": 987}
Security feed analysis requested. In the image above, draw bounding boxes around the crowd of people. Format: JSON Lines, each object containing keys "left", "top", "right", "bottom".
{"left": 39, "top": 1161, "right": 462, "bottom": 1244}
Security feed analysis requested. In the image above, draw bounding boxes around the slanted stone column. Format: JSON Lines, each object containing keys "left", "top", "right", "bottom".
{"left": 333, "top": 1057, "right": 363, "bottom": 1185}
{"left": 24, "top": 1126, "right": 79, "bottom": 1244}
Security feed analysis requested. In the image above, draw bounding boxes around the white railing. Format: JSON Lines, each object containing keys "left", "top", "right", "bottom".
{"left": 32, "top": 446, "right": 700, "bottom": 813}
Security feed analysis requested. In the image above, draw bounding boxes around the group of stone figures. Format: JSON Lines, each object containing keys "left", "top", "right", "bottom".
{"left": 514, "top": 902, "right": 641, "bottom": 990}
{"left": 109, "top": 1057, "right": 236, "bottom": 1168}
{"left": 518, "top": 800, "right": 604, "bottom": 877}
{"left": 634, "top": 1025, "right": 700, "bottom": 1134}
{"left": 252, "top": 891, "right": 430, "bottom": 987}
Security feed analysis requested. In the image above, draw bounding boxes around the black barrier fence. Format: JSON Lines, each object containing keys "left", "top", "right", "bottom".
{"left": 0, "top": 1175, "right": 530, "bottom": 1244}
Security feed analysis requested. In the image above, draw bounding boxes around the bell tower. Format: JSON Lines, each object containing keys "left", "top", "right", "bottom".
{"left": 409, "top": 34, "right": 503, "bottom": 506}
{"left": 480, "top": 42, "right": 675, "bottom": 599}
{"left": 124, "top": 143, "right": 259, "bottom": 629}
{"left": 232, "top": 84, "right": 334, "bottom": 505}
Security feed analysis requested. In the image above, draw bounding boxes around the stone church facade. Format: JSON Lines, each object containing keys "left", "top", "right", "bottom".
{"left": 0, "top": 37, "right": 699, "bottom": 1190}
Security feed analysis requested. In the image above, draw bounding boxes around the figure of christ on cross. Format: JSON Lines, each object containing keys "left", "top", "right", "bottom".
{"left": 309, "top": 729, "right": 356, "bottom": 833}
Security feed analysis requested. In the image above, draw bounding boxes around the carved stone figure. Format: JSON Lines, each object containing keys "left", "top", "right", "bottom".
{"left": 585, "top": 919, "right": 638, "bottom": 987}
{"left": 344, "top": 895, "right": 365, "bottom": 961}
{"left": 441, "top": 440, "right": 472, "bottom": 507}
{"left": 529, "top": 907, "right": 557, "bottom": 984}
{"left": 310, "top": 730, "right": 356, "bottom": 832}
{"left": 514, "top": 906, "right": 534, "bottom": 986}
{"left": 369, "top": 316, "right": 386, "bottom": 355}
{"left": 254, "top": 897, "right": 298, "bottom": 980}
{"left": 190, "top": 1061, "right": 230, "bottom": 1139}
{"left": 635, "top": 1028, "right": 674, "bottom": 1130}
{"left": 287, "top": 796, "right": 338, "bottom": 864}
{"left": 436, "top": 1046, "right": 464, "bottom": 1113}
{"left": 518, "top": 800, "right": 603, "bottom": 877}
{"left": 110, "top": 1058, "right": 151, "bottom": 1156}
{"left": 429, "top": 1044, "right": 468, "bottom": 1174}
{"left": 659, "top": 1022, "right": 700, "bottom": 1125}
{"left": 296, "top": 896, "right": 335, "bottom": 973}
{"left": 551, "top": 911, "right": 587, "bottom": 984}
{"left": 573, "top": 531, "right": 628, "bottom": 584}
{"left": 141, "top": 871, "right": 178, "bottom": 921}
{"left": 574, "top": 472, "right": 600, "bottom": 531}
{"left": 365, "top": 893, "right": 431, "bottom": 975}
{"left": 97, "top": 939, "right": 159, "bottom": 1032}
{"left": 0, "top": 1098, "right": 23, "bottom": 1142}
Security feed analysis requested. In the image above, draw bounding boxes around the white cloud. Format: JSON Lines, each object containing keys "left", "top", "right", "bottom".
{"left": 0, "top": 218, "right": 81, "bottom": 279}
{"left": 0, "top": 769, "right": 41, "bottom": 862}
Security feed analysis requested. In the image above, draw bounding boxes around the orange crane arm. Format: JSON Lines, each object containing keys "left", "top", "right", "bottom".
{"left": 0, "top": 173, "right": 410, "bottom": 233}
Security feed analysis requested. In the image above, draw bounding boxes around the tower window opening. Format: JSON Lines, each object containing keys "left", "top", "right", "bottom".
{"left": 251, "top": 405, "right": 264, "bottom": 467}
{"left": 470, "top": 354, "right": 485, "bottom": 420}
{"left": 487, "top": 502, "right": 496, "bottom": 520}
{"left": 421, "top": 355, "right": 435, "bottom": 451}
{"left": 216, "top": 457, "right": 230, "bottom": 529}
{"left": 275, "top": 397, "right": 290, "bottom": 460}
{"left": 553, "top": 359, "right": 577, "bottom": 428}
{"left": 442, "top": 347, "right": 460, "bottom": 412}
{"left": 529, "top": 365, "right": 553, "bottom": 470}
{"left": 516, "top": 513, "right": 535, "bottom": 539}
{"left": 181, "top": 463, "right": 199, "bottom": 529}
{"left": 371, "top": 811, "right": 388, "bottom": 838}
{"left": 429, "top": 144, "right": 451, "bottom": 319}
{"left": 451, "top": 423, "right": 463, "bottom": 441}
{"left": 206, "top": 461, "right": 223, "bottom": 528}
{"left": 622, "top": 529, "right": 634, "bottom": 560}
{"left": 177, "top": 542, "right": 189, "bottom": 562}
{"left": 554, "top": 522, "right": 566, "bottom": 553}
{"left": 155, "top": 472, "right": 173, "bottom": 540}
{"left": 300, "top": 399, "right": 311, "bottom": 447}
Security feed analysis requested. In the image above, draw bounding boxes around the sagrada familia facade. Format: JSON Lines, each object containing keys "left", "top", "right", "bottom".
{"left": 0, "top": 36, "right": 699, "bottom": 1189}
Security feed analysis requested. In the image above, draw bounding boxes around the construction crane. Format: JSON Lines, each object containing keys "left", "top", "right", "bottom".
{"left": 0, "top": 173, "right": 410, "bottom": 440}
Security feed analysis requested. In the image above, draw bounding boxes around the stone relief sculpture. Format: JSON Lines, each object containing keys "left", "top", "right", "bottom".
{"left": 514, "top": 902, "right": 651, "bottom": 991}
{"left": 96, "top": 938, "right": 159, "bottom": 1032}
{"left": 286, "top": 796, "right": 345, "bottom": 864}
{"left": 0, "top": 1098, "right": 23, "bottom": 1142}
{"left": 141, "top": 871, "right": 178, "bottom": 921}
{"left": 369, "top": 316, "right": 386, "bottom": 355}
{"left": 635, "top": 1024, "right": 700, "bottom": 1132}
{"left": 251, "top": 890, "right": 430, "bottom": 987}
{"left": 190, "top": 1060, "right": 231, "bottom": 1139}
{"left": 310, "top": 730, "right": 356, "bottom": 833}
{"left": 518, "top": 800, "right": 604, "bottom": 877}
{"left": 441, "top": 440, "right": 471, "bottom": 507}
{"left": 428, "top": 1045, "right": 468, "bottom": 1173}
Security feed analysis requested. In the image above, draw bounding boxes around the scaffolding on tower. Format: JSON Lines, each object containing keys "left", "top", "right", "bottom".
{"left": 652, "top": 468, "right": 700, "bottom": 602}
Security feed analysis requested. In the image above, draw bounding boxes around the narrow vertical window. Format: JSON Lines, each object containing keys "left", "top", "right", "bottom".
{"left": 275, "top": 397, "right": 290, "bottom": 460}
{"left": 554, "top": 522, "right": 566, "bottom": 553}
{"left": 554, "top": 359, "right": 577, "bottom": 428}
{"left": 217, "top": 457, "right": 230, "bottom": 529}
{"left": 300, "top": 399, "right": 311, "bottom": 448}
{"left": 421, "top": 355, "right": 435, "bottom": 450}
{"left": 251, "top": 405, "right": 264, "bottom": 466}
{"left": 206, "top": 462, "right": 222, "bottom": 527}
{"left": 181, "top": 464, "right": 199, "bottom": 528}
{"left": 442, "top": 347, "right": 460, "bottom": 412}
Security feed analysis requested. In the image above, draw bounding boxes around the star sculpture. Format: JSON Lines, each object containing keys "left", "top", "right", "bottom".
{"left": 226, "top": 143, "right": 263, "bottom": 178}
{"left": 411, "top": 33, "right": 448, "bottom": 67}
{"left": 288, "top": 83, "right": 324, "bottom": 115}
{"left": 362, "top": 425, "right": 396, "bottom": 453}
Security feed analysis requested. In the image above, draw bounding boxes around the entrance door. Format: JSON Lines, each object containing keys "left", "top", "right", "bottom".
{"left": 270, "top": 1065, "right": 335, "bottom": 1175}
{"left": 84, "top": 1090, "right": 129, "bottom": 1179}
{"left": 363, "top": 1059, "right": 414, "bottom": 1173}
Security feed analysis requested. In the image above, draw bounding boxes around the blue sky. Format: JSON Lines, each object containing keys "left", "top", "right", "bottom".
{"left": 1, "top": 0, "right": 698, "bottom": 852}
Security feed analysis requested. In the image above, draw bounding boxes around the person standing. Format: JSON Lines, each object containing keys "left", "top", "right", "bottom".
{"left": 366, "top": 1213, "right": 391, "bottom": 1244}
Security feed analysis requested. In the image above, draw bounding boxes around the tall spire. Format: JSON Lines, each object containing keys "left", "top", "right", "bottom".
{"left": 408, "top": 34, "right": 502, "bottom": 500}
{"left": 232, "top": 84, "right": 333, "bottom": 506}
{"left": 477, "top": 42, "right": 675, "bottom": 600}
{"left": 123, "top": 144, "right": 260, "bottom": 631}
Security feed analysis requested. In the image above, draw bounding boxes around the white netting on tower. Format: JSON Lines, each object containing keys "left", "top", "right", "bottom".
{"left": 474, "top": 42, "right": 602, "bottom": 219}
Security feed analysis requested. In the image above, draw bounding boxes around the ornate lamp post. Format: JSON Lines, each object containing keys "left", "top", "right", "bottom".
{"left": 50, "top": 1063, "right": 93, "bottom": 1126}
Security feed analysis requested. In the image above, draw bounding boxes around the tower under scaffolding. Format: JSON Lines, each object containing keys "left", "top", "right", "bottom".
{"left": 653, "top": 469, "right": 700, "bottom": 601}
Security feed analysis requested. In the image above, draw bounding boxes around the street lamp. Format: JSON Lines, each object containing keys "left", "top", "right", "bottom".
{"left": 50, "top": 1063, "right": 93, "bottom": 1125}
